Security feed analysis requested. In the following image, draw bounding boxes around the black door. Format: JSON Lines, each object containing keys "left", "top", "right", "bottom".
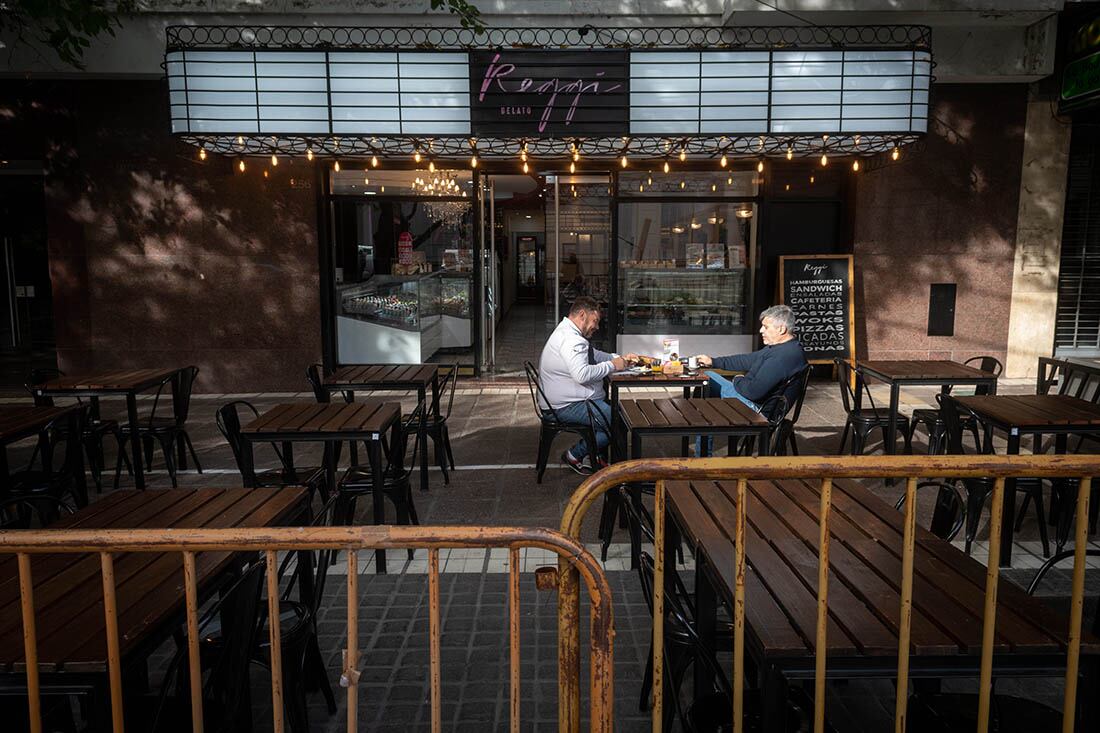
{"left": 515, "top": 233, "right": 542, "bottom": 303}
{"left": 0, "top": 174, "right": 57, "bottom": 385}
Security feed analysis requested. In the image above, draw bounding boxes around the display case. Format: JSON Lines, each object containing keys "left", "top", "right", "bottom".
{"left": 337, "top": 274, "right": 442, "bottom": 364}
{"left": 439, "top": 273, "right": 473, "bottom": 348}
{"left": 619, "top": 268, "right": 747, "bottom": 335}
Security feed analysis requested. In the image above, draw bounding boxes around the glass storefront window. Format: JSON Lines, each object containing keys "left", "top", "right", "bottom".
{"left": 330, "top": 169, "right": 476, "bottom": 365}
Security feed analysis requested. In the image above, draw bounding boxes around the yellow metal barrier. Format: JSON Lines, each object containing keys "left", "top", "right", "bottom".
{"left": 558, "top": 454, "right": 1098, "bottom": 733}
{"left": 0, "top": 525, "right": 614, "bottom": 733}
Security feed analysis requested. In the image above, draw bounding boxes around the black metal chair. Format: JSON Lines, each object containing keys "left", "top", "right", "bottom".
{"left": 26, "top": 367, "right": 132, "bottom": 493}
{"left": 0, "top": 495, "right": 75, "bottom": 530}
{"left": 775, "top": 364, "right": 812, "bottom": 455}
{"left": 940, "top": 395, "right": 1050, "bottom": 557}
{"left": 906, "top": 549, "right": 1099, "bottom": 732}
{"left": 834, "top": 358, "right": 912, "bottom": 455}
{"left": 215, "top": 400, "right": 328, "bottom": 503}
{"left": 730, "top": 394, "right": 789, "bottom": 457}
{"left": 523, "top": 360, "right": 603, "bottom": 482}
{"left": 8, "top": 405, "right": 90, "bottom": 508}
{"left": 908, "top": 355, "right": 1001, "bottom": 454}
{"left": 893, "top": 481, "right": 968, "bottom": 541}
{"left": 116, "top": 366, "right": 203, "bottom": 489}
{"left": 424, "top": 363, "right": 459, "bottom": 485}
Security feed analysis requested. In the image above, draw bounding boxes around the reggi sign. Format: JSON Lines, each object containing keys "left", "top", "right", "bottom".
{"left": 469, "top": 49, "right": 630, "bottom": 137}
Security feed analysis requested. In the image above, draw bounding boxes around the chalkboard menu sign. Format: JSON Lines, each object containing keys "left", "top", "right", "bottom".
{"left": 779, "top": 255, "right": 855, "bottom": 363}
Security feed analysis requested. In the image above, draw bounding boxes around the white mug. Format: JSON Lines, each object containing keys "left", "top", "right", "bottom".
{"left": 687, "top": 356, "right": 699, "bottom": 370}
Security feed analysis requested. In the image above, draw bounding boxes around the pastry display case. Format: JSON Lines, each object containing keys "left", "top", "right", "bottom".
{"left": 440, "top": 272, "right": 473, "bottom": 348}
{"left": 619, "top": 268, "right": 748, "bottom": 335}
{"left": 337, "top": 274, "right": 442, "bottom": 363}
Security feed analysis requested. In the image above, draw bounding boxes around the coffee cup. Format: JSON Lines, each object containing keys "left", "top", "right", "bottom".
{"left": 688, "top": 356, "right": 699, "bottom": 371}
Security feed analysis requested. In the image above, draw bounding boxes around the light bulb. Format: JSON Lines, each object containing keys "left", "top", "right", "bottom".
{"left": 263, "top": 170, "right": 269, "bottom": 178}
{"left": 820, "top": 153, "right": 828, "bottom": 167}
{"left": 727, "top": 176, "right": 732, "bottom": 185}
{"left": 363, "top": 177, "right": 369, "bottom": 185}
{"left": 371, "top": 155, "right": 379, "bottom": 168}
{"left": 271, "top": 154, "right": 278, "bottom": 167}
{"left": 852, "top": 160, "right": 860, "bottom": 172}
{"left": 785, "top": 184, "right": 790, "bottom": 191}
{"left": 679, "top": 147, "right": 687, "bottom": 162}
{"left": 520, "top": 149, "right": 527, "bottom": 162}
{"left": 428, "top": 160, "right": 435, "bottom": 173}
{"left": 620, "top": 155, "right": 628, "bottom": 168}
{"left": 639, "top": 184, "right": 644, "bottom": 192}
{"left": 572, "top": 189, "right": 577, "bottom": 198}
{"left": 414, "top": 150, "right": 422, "bottom": 163}
{"left": 757, "top": 160, "right": 764, "bottom": 173}
{"left": 238, "top": 159, "right": 245, "bottom": 172}
{"left": 573, "top": 149, "right": 580, "bottom": 162}
{"left": 647, "top": 174, "right": 652, "bottom": 185}
{"left": 809, "top": 176, "right": 815, "bottom": 184}
{"left": 680, "top": 180, "right": 685, "bottom": 189}
{"left": 470, "top": 154, "right": 478, "bottom": 168}
{"left": 306, "top": 148, "right": 314, "bottom": 161}
{"left": 786, "top": 146, "right": 793, "bottom": 161}
{"left": 663, "top": 160, "right": 670, "bottom": 174}
{"left": 237, "top": 136, "right": 244, "bottom": 146}
{"left": 892, "top": 146, "right": 900, "bottom": 161}
{"left": 198, "top": 148, "right": 207, "bottom": 161}
{"left": 381, "top": 185, "right": 385, "bottom": 192}
{"left": 711, "top": 183, "right": 716, "bottom": 192}
{"left": 522, "top": 161, "right": 529, "bottom": 174}
{"left": 569, "top": 161, "right": 576, "bottom": 174}
{"left": 334, "top": 160, "right": 340, "bottom": 172}
{"left": 720, "top": 154, "right": 727, "bottom": 168}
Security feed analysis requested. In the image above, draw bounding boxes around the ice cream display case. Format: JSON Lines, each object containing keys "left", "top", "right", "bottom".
{"left": 337, "top": 274, "right": 442, "bottom": 364}
{"left": 440, "top": 273, "right": 473, "bottom": 348}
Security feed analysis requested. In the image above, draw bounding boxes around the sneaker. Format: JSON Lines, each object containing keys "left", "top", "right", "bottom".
{"left": 595, "top": 456, "right": 609, "bottom": 470}
{"left": 561, "top": 450, "right": 593, "bottom": 475}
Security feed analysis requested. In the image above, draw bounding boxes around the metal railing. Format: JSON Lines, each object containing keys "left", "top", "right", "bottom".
{"left": 558, "top": 454, "right": 1098, "bottom": 733}
{"left": 0, "top": 525, "right": 614, "bottom": 733}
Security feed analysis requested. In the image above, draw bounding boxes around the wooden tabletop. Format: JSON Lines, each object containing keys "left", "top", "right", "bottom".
{"left": 666, "top": 477, "right": 1098, "bottom": 661}
{"left": 35, "top": 368, "right": 183, "bottom": 394}
{"left": 620, "top": 397, "right": 768, "bottom": 433}
{"left": 0, "top": 405, "right": 79, "bottom": 445}
{"left": 323, "top": 364, "right": 438, "bottom": 390}
{"left": 857, "top": 360, "right": 997, "bottom": 382}
{"left": 0, "top": 487, "right": 307, "bottom": 673}
{"left": 240, "top": 401, "right": 401, "bottom": 439}
{"left": 953, "top": 394, "right": 1100, "bottom": 430}
{"left": 608, "top": 371, "right": 709, "bottom": 386}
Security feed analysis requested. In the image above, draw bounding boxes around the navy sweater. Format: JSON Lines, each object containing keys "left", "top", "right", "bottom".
{"left": 711, "top": 339, "right": 808, "bottom": 404}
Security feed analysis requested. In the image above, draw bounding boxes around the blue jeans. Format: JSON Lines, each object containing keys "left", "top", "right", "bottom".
{"left": 548, "top": 399, "right": 612, "bottom": 461}
{"left": 697, "top": 372, "right": 760, "bottom": 456}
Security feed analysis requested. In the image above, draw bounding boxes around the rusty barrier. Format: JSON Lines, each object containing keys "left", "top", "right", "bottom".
{"left": 0, "top": 525, "right": 614, "bottom": 733}
{"left": 558, "top": 454, "right": 1098, "bottom": 733}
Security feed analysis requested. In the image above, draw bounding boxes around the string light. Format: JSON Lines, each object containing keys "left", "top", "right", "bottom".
{"left": 809, "top": 175, "right": 815, "bottom": 184}
{"left": 727, "top": 176, "right": 732, "bottom": 185}
{"left": 892, "top": 146, "right": 900, "bottom": 161}
{"left": 198, "top": 147, "right": 207, "bottom": 161}
{"left": 381, "top": 185, "right": 385, "bottom": 193}
{"left": 569, "top": 161, "right": 576, "bottom": 174}
{"left": 820, "top": 153, "right": 828, "bottom": 167}
{"left": 237, "top": 135, "right": 244, "bottom": 146}
{"left": 306, "top": 148, "right": 314, "bottom": 162}
{"left": 620, "top": 155, "right": 628, "bottom": 168}
{"left": 572, "top": 147, "right": 580, "bottom": 163}
{"left": 520, "top": 149, "right": 528, "bottom": 162}
{"left": 711, "top": 183, "right": 717, "bottom": 192}
{"left": 757, "top": 160, "right": 764, "bottom": 173}
{"left": 639, "top": 183, "right": 644, "bottom": 192}
{"left": 363, "top": 176, "right": 370, "bottom": 185}
{"left": 522, "top": 161, "right": 529, "bottom": 174}
{"left": 470, "top": 153, "right": 478, "bottom": 168}
{"left": 237, "top": 159, "right": 245, "bottom": 173}
{"left": 785, "top": 184, "right": 790, "bottom": 191}
{"left": 680, "top": 180, "right": 685, "bottom": 189}
{"left": 334, "top": 160, "right": 340, "bottom": 172}
{"left": 786, "top": 146, "right": 793, "bottom": 161}
{"left": 428, "top": 160, "right": 436, "bottom": 173}
{"left": 271, "top": 154, "right": 278, "bottom": 167}
{"left": 663, "top": 160, "right": 670, "bottom": 174}
{"left": 647, "top": 173, "right": 653, "bottom": 185}
{"left": 852, "top": 159, "right": 860, "bottom": 172}
{"left": 371, "top": 155, "right": 379, "bottom": 168}
{"left": 679, "top": 146, "right": 687, "bottom": 162}
{"left": 263, "top": 170, "right": 269, "bottom": 178}
{"left": 720, "top": 154, "right": 727, "bottom": 168}
{"left": 414, "top": 148, "right": 422, "bottom": 163}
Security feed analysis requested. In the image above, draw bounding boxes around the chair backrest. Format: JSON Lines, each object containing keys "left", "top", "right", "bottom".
{"left": 938, "top": 394, "right": 973, "bottom": 456}
{"left": 216, "top": 401, "right": 259, "bottom": 483}
{"left": 278, "top": 494, "right": 339, "bottom": 617}
{"left": 438, "top": 363, "right": 460, "bottom": 420}
{"left": 523, "top": 360, "right": 557, "bottom": 420}
{"left": 963, "top": 355, "right": 1002, "bottom": 396}
{"left": 305, "top": 363, "right": 330, "bottom": 403}
{"left": 894, "top": 481, "right": 966, "bottom": 541}
{"left": 171, "top": 366, "right": 200, "bottom": 424}
{"left": 785, "top": 365, "right": 812, "bottom": 423}
{"left": 833, "top": 358, "right": 857, "bottom": 415}
{"left": 35, "top": 406, "right": 87, "bottom": 479}
{"left": 1026, "top": 549, "right": 1100, "bottom": 638}
{"left": 26, "top": 368, "right": 63, "bottom": 407}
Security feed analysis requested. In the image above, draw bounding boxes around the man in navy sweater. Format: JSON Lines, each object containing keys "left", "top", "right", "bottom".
{"left": 696, "top": 304, "right": 807, "bottom": 412}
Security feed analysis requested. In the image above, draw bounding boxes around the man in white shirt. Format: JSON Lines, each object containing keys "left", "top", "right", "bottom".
{"left": 537, "top": 296, "right": 636, "bottom": 474}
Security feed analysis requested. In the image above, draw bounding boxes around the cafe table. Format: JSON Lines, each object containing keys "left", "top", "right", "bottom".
{"left": 32, "top": 368, "right": 186, "bottom": 491}
{"left": 320, "top": 364, "right": 438, "bottom": 492}
{"left": 856, "top": 360, "right": 999, "bottom": 455}
{"left": 239, "top": 401, "right": 402, "bottom": 571}
{"left": 665, "top": 476, "right": 1099, "bottom": 731}
{"left": 952, "top": 393, "right": 1100, "bottom": 566}
{"left": 607, "top": 370, "right": 709, "bottom": 461}
{"left": 618, "top": 397, "right": 772, "bottom": 460}
{"left": 0, "top": 405, "right": 83, "bottom": 500}
{"left": 0, "top": 486, "right": 307, "bottom": 728}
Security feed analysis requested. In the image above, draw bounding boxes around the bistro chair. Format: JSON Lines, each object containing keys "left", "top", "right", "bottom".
{"left": 132, "top": 560, "right": 267, "bottom": 733}
{"left": 775, "top": 364, "right": 812, "bottom": 455}
{"left": 523, "top": 360, "right": 602, "bottom": 483}
{"left": 0, "top": 495, "right": 74, "bottom": 530}
{"left": 908, "top": 355, "right": 1001, "bottom": 454}
{"left": 940, "top": 395, "right": 1050, "bottom": 557}
{"left": 25, "top": 367, "right": 133, "bottom": 493}
{"left": 906, "top": 549, "right": 1099, "bottom": 732}
{"left": 8, "top": 405, "right": 89, "bottom": 508}
{"left": 731, "top": 394, "right": 789, "bottom": 457}
{"left": 424, "top": 362, "right": 459, "bottom": 485}
{"left": 834, "top": 358, "right": 912, "bottom": 455}
{"left": 215, "top": 400, "right": 328, "bottom": 503}
{"left": 116, "top": 366, "right": 203, "bottom": 489}
{"left": 893, "top": 481, "right": 967, "bottom": 541}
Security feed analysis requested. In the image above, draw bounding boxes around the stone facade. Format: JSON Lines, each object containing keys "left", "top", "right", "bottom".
{"left": 0, "top": 79, "right": 323, "bottom": 393}
{"left": 852, "top": 83, "right": 1029, "bottom": 367}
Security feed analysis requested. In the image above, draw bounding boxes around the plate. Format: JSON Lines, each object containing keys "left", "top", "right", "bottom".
{"left": 628, "top": 366, "right": 651, "bottom": 374}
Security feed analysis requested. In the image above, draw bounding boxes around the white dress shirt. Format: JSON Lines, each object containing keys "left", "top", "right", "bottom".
{"left": 537, "top": 317, "right": 617, "bottom": 410}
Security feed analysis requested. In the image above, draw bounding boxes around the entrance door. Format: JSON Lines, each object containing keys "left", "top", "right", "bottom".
{"left": 0, "top": 174, "right": 56, "bottom": 384}
{"left": 516, "top": 234, "right": 542, "bottom": 302}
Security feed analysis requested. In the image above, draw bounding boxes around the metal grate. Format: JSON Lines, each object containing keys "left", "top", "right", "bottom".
{"left": 1055, "top": 121, "right": 1100, "bottom": 356}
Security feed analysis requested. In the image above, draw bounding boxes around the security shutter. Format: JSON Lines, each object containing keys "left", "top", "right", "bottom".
{"left": 1055, "top": 121, "right": 1100, "bottom": 356}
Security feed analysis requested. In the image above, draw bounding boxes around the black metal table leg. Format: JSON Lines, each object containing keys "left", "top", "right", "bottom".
{"left": 694, "top": 553, "right": 718, "bottom": 705}
{"left": 125, "top": 392, "right": 145, "bottom": 490}
{"left": 418, "top": 386, "right": 429, "bottom": 492}
{"left": 240, "top": 437, "right": 257, "bottom": 488}
{"left": 1001, "top": 431, "right": 1021, "bottom": 566}
{"left": 681, "top": 385, "right": 691, "bottom": 457}
{"left": 368, "top": 438, "right": 387, "bottom": 572}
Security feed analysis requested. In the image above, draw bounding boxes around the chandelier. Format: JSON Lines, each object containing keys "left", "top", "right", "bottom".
{"left": 411, "top": 170, "right": 467, "bottom": 197}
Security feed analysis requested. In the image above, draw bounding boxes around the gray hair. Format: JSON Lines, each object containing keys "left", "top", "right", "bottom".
{"left": 760, "top": 304, "right": 796, "bottom": 332}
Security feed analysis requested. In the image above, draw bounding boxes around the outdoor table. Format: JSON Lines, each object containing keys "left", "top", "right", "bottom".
{"left": 857, "top": 360, "right": 999, "bottom": 455}
{"left": 665, "top": 476, "right": 1100, "bottom": 731}
{"left": 608, "top": 371, "right": 709, "bottom": 460}
{"left": 953, "top": 394, "right": 1100, "bottom": 566}
{"left": 32, "top": 368, "right": 186, "bottom": 491}
{"left": 321, "top": 364, "right": 439, "bottom": 492}
{"left": 0, "top": 405, "right": 83, "bottom": 499}
{"left": 617, "top": 397, "right": 772, "bottom": 461}
{"left": 0, "top": 486, "right": 307, "bottom": 727}
{"left": 239, "top": 401, "right": 401, "bottom": 571}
